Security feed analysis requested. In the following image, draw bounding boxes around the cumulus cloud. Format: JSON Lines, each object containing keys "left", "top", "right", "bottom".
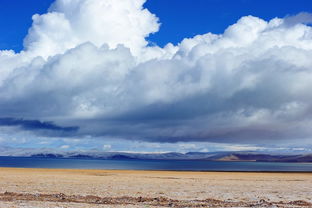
{"left": 0, "top": 0, "right": 312, "bottom": 148}
{"left": 284, "top": 12, "right": 312, "bottom": 26}
{"left": 24, "top": 0, "right": 160, "bottom": 58}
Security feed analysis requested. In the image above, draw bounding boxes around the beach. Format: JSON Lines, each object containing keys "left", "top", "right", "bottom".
{"left": 0, "top": 168, "right": 311, "bottom": 207}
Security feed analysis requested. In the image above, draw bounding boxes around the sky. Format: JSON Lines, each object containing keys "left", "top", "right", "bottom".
{"left": 0, "top": 0, "right": 312, "bottom": 153}
{"left": 1, "top": 0, "right": 312, "bottom": 50}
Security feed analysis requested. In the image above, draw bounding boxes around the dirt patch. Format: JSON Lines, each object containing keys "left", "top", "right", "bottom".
{"left": 1, "top": 192, "right": 311, "bottom": 207}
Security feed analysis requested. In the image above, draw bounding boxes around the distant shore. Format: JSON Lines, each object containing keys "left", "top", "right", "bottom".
{"left": 0, "top": 168, "right": 311, "bottom": 207}
{"left": 1, "top": 166, "right": 312, "bottom": 173}
{"left": 1, "top": 156, "right": 312, "bottom": 172}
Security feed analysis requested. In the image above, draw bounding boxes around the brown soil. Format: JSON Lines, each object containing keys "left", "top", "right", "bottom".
{"left": 1, "top": 191, "right": 311, "bottom": 207}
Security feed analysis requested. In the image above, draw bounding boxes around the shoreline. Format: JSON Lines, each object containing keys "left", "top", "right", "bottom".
{"left": 1, "top": 167, "right": 312, "bottom": 173}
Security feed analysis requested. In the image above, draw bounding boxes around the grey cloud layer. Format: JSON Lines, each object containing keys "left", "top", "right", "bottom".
{"left": 0, "top": 117, "right": 78, "bottom": 133}
{"left": 1, "top": 0, "right": 312, "bottom": 145}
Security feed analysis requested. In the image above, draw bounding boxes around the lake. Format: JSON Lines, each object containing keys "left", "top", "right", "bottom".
{"left": 0, "top": 156, "right": 312, "bottom": 172}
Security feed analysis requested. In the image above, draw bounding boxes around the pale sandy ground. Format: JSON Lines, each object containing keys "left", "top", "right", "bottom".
{"left": 0, "top": 168, "right": 311, "bottom": 207}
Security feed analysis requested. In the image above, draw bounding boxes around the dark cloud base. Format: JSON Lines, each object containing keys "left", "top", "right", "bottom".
{"left": 0, "top": 117, "right": 79, "bottom": 132}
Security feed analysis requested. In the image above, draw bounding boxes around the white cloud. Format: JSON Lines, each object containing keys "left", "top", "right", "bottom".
{"left": 178, "top": 143, "right": 197, "bottom": 150}
{"left": 24, "top": 0, "right": 159, "bottom": 58}
{"left": 103, "top": 144, "right": 112, "bottom": 151}
{"left": 0, "top": 0, "right": 312, "bottom": 148}
{"left": 60, "top": 145, "right": 70, "bottom": 149}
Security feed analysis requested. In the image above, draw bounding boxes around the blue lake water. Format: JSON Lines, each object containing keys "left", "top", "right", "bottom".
{"left": 0, "top": 156, "right": 312, "bottom": 172}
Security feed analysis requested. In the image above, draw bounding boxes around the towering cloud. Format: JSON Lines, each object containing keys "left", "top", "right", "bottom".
{"left": 0, "top": 0, "right": 312, "bottom": 148}
{"left": 24, "top": 0, "right": 159, "bottom": 58}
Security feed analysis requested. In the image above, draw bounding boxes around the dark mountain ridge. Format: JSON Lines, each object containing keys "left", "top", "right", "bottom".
{"left": 25, "top": 151, "right": 312, "bottom": 162}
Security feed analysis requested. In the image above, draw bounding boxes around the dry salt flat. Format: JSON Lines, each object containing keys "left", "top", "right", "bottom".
{"left": 0, "top": 168, "right": 311, "bottom": 207}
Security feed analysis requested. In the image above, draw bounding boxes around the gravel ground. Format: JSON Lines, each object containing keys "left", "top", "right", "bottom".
{"left": 0, "top": 168, "right": 311, "bottom": 207}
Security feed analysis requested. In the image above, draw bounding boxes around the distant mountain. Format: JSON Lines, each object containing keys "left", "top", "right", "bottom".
{"left": 0, "top": 148, "right": 311, "bottom": 162}
{"left": 25, "top": 152, "right": 312, "bottom": 163}
{"left": 31, "top": 153, "right": 64, "bottom": 158}
{"left": 214, "top": 153, "right": 312, "bottom": 162}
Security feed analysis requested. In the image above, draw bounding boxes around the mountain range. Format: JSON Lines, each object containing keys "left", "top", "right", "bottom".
{"left": 0, "top": 147, "right": 311, "bottom": 162}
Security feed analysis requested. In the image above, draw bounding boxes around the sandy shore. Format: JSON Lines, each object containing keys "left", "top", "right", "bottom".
{"left": 0, "top": 168, "right": 311, "bottom": 207}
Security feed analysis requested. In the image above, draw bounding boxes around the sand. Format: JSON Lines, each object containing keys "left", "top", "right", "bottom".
{"left": 0, "top": 168, "right": 311, "bottom": 207}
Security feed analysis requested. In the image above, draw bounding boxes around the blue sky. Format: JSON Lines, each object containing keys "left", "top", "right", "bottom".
{"left": 1, "top": 0, "right": 311, "bottom": 51}
{"left": 1, "top": 0, "right": 312, "bottom": 153}
{"left": 146, "top": 0, "right": 312, "bottom": 46}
